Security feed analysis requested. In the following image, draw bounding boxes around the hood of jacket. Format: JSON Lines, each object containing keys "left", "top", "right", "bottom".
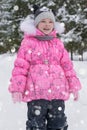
{"left": 20, "top": 15, "right": 65, "bottom": 37}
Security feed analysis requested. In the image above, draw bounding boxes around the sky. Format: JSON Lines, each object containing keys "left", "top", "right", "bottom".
{"left": 0, "top": 53, "right": 87, "bottom": 130}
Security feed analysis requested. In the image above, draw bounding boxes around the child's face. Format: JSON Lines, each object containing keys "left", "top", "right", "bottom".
{"left": 37, "top": 18, "right": 54, "bottom": 35}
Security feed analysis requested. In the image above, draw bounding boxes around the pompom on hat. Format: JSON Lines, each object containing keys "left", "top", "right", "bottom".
{"left": 33, "top": 5, "right": 56, "bottom": 26}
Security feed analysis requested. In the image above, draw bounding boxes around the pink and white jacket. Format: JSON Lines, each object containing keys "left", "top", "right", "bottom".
{"left": 8, "top": 17, "right": 81, "bottom": 102}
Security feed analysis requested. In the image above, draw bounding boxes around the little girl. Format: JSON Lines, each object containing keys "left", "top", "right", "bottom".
{"left": 9, "top": 5, "right": 82, "bottom": 130}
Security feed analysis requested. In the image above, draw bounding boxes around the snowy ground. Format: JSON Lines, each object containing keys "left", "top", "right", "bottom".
{"left": 0, "top": 53, "right": 87, "bottom": 130}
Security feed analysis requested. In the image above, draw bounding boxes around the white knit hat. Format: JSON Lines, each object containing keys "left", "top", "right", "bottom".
{"left": 34, "top": 6, "right": 55, "bottom": 26}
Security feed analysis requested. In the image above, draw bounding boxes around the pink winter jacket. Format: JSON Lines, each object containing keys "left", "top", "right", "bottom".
{"left": 9, "top": 29, "right": 81, "bottom": 102}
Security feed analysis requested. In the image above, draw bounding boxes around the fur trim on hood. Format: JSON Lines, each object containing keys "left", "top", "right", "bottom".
{"left": 20, "top": 15, "right": 65, "bottom": 35}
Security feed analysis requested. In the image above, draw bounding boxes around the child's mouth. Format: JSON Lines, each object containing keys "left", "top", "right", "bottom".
{"left": 43, "top": 28, "right": 50, "bottom": 31}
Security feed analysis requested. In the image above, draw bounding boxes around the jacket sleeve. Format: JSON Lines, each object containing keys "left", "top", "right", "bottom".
{"left": 60, "top": 44, "right": 82, "bottom": 93}
{"left": 8, "top": 39, "right": 30, "bottom": 93}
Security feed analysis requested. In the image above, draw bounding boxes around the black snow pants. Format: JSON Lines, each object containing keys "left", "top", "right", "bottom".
{"left": 26, "top": 99, "right": 68, "bottom": 130}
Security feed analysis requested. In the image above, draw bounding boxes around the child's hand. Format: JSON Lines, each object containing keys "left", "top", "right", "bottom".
{"left": 73, "top": 92, "right": 79, "bottom": 101}
{"left": 12, "top": 92, "right": 22, "bottom": 103}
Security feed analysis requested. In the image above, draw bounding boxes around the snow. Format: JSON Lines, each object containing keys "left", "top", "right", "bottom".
{"left": 13, "top": 5, "right": 19, "bottom": 11}
{"left": 0, "top": 53, "right": 87, "bottom": 130}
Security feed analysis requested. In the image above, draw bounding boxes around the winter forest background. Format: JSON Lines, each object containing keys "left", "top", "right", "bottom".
{"left": 0, "top": 0, "right": 87, "bottom": 60}
{"left": 0, "top": 0, "right": 87, "bottom": 130}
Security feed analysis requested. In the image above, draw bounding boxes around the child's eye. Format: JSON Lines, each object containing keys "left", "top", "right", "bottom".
{"left": 49, "top": 21, "right": 53, "bottom": 23}
{"left": 41, "top": 20, "right": 45, "bottom": 23}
